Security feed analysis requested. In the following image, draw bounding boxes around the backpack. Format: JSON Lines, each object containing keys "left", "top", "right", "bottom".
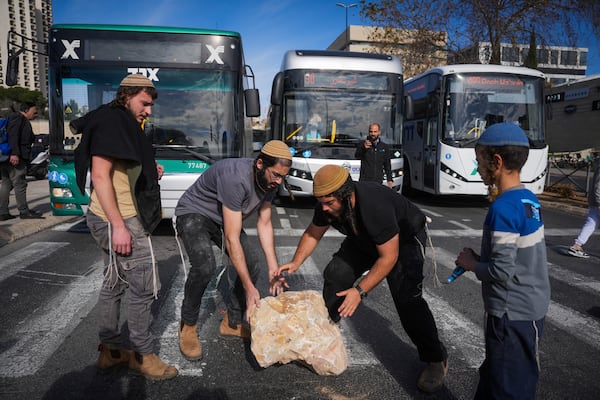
{"left": 0, "top": 116, "right": 11, "bottom": 162}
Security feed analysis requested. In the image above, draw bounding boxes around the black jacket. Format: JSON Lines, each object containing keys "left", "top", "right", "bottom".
{"left": 74, "top": 104, "right": 162, "bottom": 234}
{"left": 7, "top": 112, "right": 34, "bottom": 160}
{"left": 355, "top": 139, "right": 392, "bottom": 183}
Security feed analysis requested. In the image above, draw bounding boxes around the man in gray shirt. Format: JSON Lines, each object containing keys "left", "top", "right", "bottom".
{"left": 174, "top": 140, "right": 292, "bottom": 361}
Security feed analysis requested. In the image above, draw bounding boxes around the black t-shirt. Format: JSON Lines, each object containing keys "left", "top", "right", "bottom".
{"left": 313, "top": 181, "right": 425, "bottom": 253}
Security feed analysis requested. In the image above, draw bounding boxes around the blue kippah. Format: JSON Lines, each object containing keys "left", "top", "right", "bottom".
{"left": 477, "top": 122, "right": 530, "bottom": 148}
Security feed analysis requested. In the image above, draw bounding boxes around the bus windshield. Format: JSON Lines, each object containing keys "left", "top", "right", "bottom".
{"left": 443, "top": 73, "right": 544, "bottom": 147}
{"left": 283, "top": 90, "right": 396, "bottom": 158}
{"left": 60, "top": 67, "right": 241, "bottom": 159}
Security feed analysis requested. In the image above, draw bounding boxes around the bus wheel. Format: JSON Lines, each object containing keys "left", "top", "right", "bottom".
{"left": 402, "top": 163, "right": 413, "bottom": 196}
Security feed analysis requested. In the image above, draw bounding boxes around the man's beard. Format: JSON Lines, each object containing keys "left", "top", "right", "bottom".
{"left": 327, "top": 196, "right": 358, "bottom": 235}
{"left": 255, "top": 168, "right": 271, "bottom": 193}
{"left": 326, "top": 198, "right": 349, "bottom": 222}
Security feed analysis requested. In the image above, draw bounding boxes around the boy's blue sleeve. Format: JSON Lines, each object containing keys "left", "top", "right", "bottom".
{"left": 474, "top": 202, "right": 521, "bottom": 283}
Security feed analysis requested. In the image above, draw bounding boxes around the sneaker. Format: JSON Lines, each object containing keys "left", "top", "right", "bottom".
{"left": 0, "top": 214, "right": 16, "bottom": 221}
{"left": 568, "top": 246, "right": 590, "bottom": 258}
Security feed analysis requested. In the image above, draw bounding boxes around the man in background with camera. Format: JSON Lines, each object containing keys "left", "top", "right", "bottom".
{"left": 355, "top": 122, "right": 393, "bottom": 188}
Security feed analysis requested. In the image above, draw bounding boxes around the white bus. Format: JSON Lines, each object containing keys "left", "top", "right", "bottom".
{"left": 402, "top": 64, "right": 548, "bottom": 195}
{"left": 269, "top": 50, "right": 404, "bottom": 196}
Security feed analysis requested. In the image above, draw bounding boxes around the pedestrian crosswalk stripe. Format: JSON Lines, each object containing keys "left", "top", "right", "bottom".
{"left": 0, "top": 242, "right": 69, "bottom": 282}
{"left": 1, "top": 238, "right": 598, "bottom": 380}
{"left": 424, "top": 291, "right": 485, "bottom": 369}
{"left": 428, "top": 247, "right": 600, "bottom": 351}
{"left": 244, "top": 228, "right": 589, "bottom": 238}
{"left": 0, "top": 261, "right": 103, "bottom": 378}
{"left": 547, "top": 261, "right": 600, "bottom": 295}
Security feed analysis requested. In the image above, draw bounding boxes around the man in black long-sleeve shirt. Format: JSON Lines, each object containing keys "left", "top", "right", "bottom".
{"left": 355, "top": 122, "right": 393, "bottom": 188}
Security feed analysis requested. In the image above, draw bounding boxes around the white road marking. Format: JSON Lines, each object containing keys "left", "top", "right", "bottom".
{"left": 275, "top": 207, "right": 286, "bottom": 215}
{"left": 424, "top": 291, "right": 485, "bottom": 369}
{"left": 51, "top": 217, "right": 86, "bottom": 231}
{"left": 430, "top": 247, "right": 600, "bottom": 351}
{"left": 547, "top": 261, "right": 600, "bottom": 295}
{"left": 420, "top": 208, "right": 443, "bottom": 218}
{"left": 0, "top": 261, "right": 103, "bottom": 378}
{"left": 244, "top": 227, "right": 588, "bottom": 238}
{"left": 0, "top": 242, "right": 70, "bottom": 281}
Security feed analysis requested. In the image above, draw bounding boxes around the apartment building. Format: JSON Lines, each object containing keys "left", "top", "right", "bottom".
{"left": 0, "top": 0, "right": 53, "bottom": 97}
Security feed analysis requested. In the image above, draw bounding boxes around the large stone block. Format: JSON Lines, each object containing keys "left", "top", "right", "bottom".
{"left": 248, "top": 290, "right": 348, "bottom": 375}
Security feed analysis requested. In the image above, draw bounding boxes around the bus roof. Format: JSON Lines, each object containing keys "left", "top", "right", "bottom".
{"left": 281, "top": 50, "right": 402, "bottom": 74}
{"left": 50, "top": 24, "right": 241, "bottom": 38}
{"left": 405, "top": 64, "right": 545, "bottom": 84}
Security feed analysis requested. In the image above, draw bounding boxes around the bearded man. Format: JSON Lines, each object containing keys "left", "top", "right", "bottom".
{"left": 174, "top": 140, "right": 292, "bottom": 362}
{"left": 276, "top": 164, "right": 448, "bottom": 393}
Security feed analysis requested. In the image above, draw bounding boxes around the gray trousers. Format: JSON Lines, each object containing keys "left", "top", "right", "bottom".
{"left": 87, "top": 211, "right": 159, "bottom": 355}
{"left": 0, "top": 160, "right": 29, "bottom": 214}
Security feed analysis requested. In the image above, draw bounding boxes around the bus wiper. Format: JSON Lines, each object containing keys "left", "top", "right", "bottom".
{"left": 454, "top": 137, "right": 479, "bottom": 147}
{"left": 155, "top": 145, "right": 214, "bottom": 163}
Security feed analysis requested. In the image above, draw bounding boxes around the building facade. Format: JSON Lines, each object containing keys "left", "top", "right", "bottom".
{"left": 329, "top": 26, "right": 588, "bottom": 85}
{"left": 450, "top": 41, "right": 588, "bottom": 85}
{"left": 0, "top": 0, "right": 52, "bottom": 97}
{"left": 327, "top": 25, "right": 447, "bottom": 78}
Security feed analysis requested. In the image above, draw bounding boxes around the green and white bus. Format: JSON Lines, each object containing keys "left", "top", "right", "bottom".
{"left": 42, "top": 24, "right": 260, "bottom": 217}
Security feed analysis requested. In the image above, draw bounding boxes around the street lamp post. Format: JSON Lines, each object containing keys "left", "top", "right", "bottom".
{"left": 336, "top": 3, "right": 357, "bottom": 51}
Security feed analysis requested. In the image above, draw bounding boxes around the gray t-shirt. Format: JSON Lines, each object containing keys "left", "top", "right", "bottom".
{"left": 175, "top": 158, "right": 276, "bottom": 224}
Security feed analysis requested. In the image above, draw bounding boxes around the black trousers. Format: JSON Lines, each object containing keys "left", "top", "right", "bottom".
{"left": 322, "top": 229, "right": 447, "bottom": 362}
{"left": 176, "top": 213, "right": 260, "bottom": 327}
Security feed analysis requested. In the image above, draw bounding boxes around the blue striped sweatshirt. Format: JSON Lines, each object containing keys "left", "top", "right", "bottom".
{"left": 474, "top": 186, "right": 550, "bottom": 320}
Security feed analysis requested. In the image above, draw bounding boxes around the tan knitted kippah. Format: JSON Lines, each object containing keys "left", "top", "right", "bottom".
{"left": 120, "top": 74, "right": 155, "bottom": 88}
{"left": 261, "top": 140, "right": 292, "bottom": 160}
{"left": 313, "top": 165, "right": 350, "bottom": 197}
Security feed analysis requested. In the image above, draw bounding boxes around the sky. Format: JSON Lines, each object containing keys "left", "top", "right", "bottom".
{"left": 53, "top": 0, "right": 600, "bottom": 117}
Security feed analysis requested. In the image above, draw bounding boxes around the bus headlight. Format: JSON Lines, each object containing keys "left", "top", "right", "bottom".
{"left": 289, "top": 168, "right": 313, "bottom": 181}
{"left": 52, "top": 187, "right": 74, "bottom": 198}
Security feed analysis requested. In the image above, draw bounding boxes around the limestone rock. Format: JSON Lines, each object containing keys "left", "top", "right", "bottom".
{"left": 248, "top": 290, "right": 348, "bottom": 375}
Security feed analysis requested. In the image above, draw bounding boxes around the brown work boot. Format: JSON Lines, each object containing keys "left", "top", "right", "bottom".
{"left": 129, "top": 352, "right": 178, "bottom": 381}
{"left": 219, "top": 311, "right": 250, "bottom": 339}
{"left": 97, "top": 343, "right": 131, "bottom": 373}
{"left": 179, "top": 321, "right": 203, "bottom": 361}
{"left": 417, "top": 359, "right": 448, "bottom": 393}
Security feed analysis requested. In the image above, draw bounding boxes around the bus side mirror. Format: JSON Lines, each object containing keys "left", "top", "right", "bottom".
{"left": 5, "top": 54, "right": 19, "bottom": 86}
{"left": 244, "top": 89, "right": 260, "bottom": 118}
{"left": 271, "top": 72, "right": 284, "bottom": 106}
{"left": 405, "top": 94, "right": 414, "bottom": 120}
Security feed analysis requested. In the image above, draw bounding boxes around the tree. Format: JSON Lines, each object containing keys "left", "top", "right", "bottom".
{"left": 524, "top": 26, "right": 538, "bottom": 69}
{"left": 360, "top": 0, "right": 600, "bottom": 77}
{"left": 0, "top": 86, "right": 47, "bottom": 117}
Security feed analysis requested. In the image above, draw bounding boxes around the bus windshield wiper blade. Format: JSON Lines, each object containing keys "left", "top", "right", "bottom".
{"left": 155, "top": 145, "right": 214, "bottom": 163}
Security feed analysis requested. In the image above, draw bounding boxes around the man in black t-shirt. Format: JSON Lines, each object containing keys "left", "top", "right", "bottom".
{"left": 276, "top": 165, "right": 448, "bottom": 394}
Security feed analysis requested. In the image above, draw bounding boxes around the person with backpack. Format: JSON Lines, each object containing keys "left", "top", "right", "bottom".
{"left": 0, "top": 102, "right": 44, "bottom": 220}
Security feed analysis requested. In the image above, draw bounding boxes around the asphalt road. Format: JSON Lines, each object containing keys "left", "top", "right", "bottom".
{"left": 0, "top": 180, "right": 598, "bottom": 399}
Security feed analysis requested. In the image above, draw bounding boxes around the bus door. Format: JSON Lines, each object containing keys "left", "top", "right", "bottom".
{"left": 423, "top": 118, "right": 438, "bottom": 190}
